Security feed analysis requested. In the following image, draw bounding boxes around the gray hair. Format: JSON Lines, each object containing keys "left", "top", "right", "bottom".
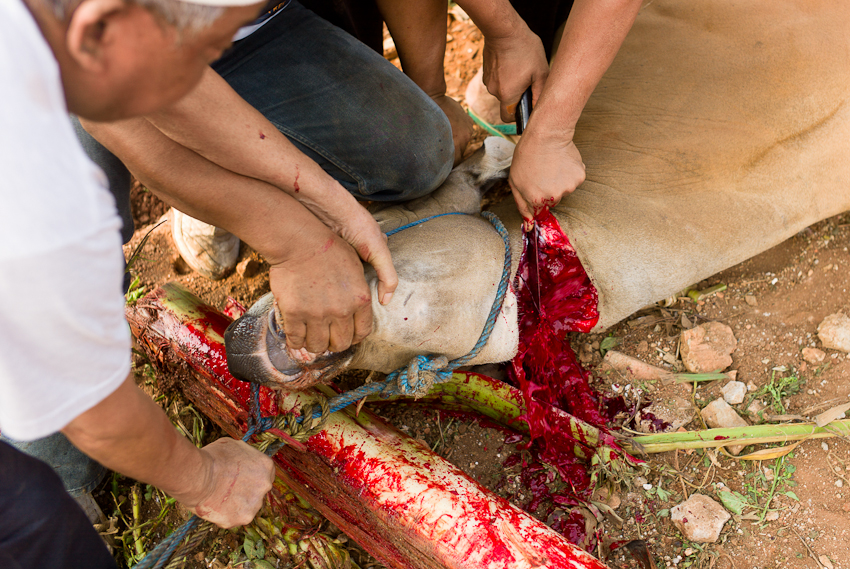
{"left": 41, "top": 0, "right": 225, "bottom": 33}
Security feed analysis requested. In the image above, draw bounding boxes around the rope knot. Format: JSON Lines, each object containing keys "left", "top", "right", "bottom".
{"left": 395, "top": 354, "right": 449, "bottom": 398}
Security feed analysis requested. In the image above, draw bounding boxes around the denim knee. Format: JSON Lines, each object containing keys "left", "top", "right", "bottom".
{"left": 352, "top": 103, "right": 454, "bottom": 203}
{"left": 213, "top": 1, "right": 454, "bottom": 204}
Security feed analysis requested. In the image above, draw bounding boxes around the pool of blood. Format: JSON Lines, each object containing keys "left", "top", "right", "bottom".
{"left": 507, "top": 209, "right": 627, "bottom": 546}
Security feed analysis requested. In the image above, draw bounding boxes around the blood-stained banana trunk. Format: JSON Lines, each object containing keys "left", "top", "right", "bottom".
{"left": 126, "top": 283, "right": 610, "bottom": 569}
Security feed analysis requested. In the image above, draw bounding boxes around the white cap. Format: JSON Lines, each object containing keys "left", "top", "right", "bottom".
{"left": 176, "top": 0, "right": 266, "bottom": 6}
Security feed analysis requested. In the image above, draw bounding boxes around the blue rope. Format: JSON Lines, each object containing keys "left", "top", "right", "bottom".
{"left": 134, "top": 210, "right": 511, "bottom": 569}
{"left": 384, "top": 211, "right": 467, "bottom": 236}
{"left": 132, "top": 516, "right": 200, "bottom": 569}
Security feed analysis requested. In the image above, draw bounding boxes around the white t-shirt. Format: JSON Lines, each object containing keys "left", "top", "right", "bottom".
{"left": 0, "top": 0, "right": 131, "bottom": 441}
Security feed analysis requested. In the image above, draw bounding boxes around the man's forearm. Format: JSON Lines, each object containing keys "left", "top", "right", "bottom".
{"left": 453, "top": 0, "right": 526, "bottom": 42}
{"left": 63, "top": 374, "right": 275, "bottom": 527}
{"left": 62, "top": 374, "right": 210, "bottom": 505}
{"left": 528, "top": 0, "right": 642, "bottom": 135}
{"left": 374, "top": 0, "right": 448, "bottom": 97}
{"left": 83, "top": 115, "right": 354, "bottom": 266}
{"left": 143, "top": 68, "right": 357, "bottom": 228}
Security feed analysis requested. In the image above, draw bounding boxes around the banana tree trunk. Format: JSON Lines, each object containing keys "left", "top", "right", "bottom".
{"left": 126, "top": 283, "right": 609, "bottom": 569}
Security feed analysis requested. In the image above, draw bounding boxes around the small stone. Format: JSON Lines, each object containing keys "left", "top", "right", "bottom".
{"left": 802, "top": 347, "right": 827, "bottom": 364}
{"left": 680, "top": 322, "right": 737, "bottom": 373}
{"left": 701, "top": 398, "right": 749, "bottom": 454}
{"left": 823, "top": 442, "right": 830, "bottom": 451}
{"left": 635, "top": 396, "right": 696, "bottom": 434}
{"left": 638, "top": 340, "right": 649, "bottom": 352}
{"left": 747, "top": 381, "right": 757, "bottom": 392}
{"left": 671, "top": 494, "right": 731, "bottom": 543}
{"left": 745, "top": 295, "right": 758, "bottom": 306}
{"left": 236, "top": 257, "right": 260, "bottom": 278}
{"left": 721, "top": 381, "right": 747, "bottom": 405}
{"left": 836, "top": 479, "right": 844, "bottom": 488}
{"left": 765, "top": 511, "right": 780, "bottom": 522}
{"left": 842, "top": 502, "right": 850, "bottom": 512}
{"left": 747, "top": 400, "right": 765, "bottom": 416}
{"left": 818, "top": 313, "right": 850, "bottom": 353}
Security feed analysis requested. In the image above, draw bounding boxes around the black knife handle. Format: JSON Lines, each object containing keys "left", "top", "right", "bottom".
{"left": 515, "top": 87, "right": 533, "bottom": 135}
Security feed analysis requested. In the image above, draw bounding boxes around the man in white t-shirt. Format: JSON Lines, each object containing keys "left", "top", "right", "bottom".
{"left": 0, "top": 0, "right": 275, "bottom": 566}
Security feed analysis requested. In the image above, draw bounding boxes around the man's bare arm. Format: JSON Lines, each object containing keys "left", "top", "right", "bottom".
{"left": 374, "top": 0, "right": 473, "bottom": 164}
{"left": 139, "top": 69, "right": 397, "bottom": 307}
{"left": 85, "top": 115, "right": 378, "bottom": 351}
{"left": 452, "top": 0, "right": 549, "bottom": 119}
{"left": 508, "top": 0, "right": 643, "bottom": 219}
{"left": 62, "top": 373, "right": 275, "bottom": 528}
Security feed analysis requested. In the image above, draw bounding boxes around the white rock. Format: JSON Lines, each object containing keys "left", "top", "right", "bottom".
{"left": 681, "top": 322, "right": 737, "bottom": 373}
{"left": 721, "top": 381, "right": 747, "bottom": 405}
{"left": 765, "top": 511, "right": 780, "bottom": 522}
{"left": 818, "top": 313, "right": 850, "bottom": 353}
{"left": 802, "top": 347, "right": 827, "bottom": 364}
{"left": 701, "top": 398, "right": 749, "bottom": 454}
{"left": 671, "top": 494, "right": 731, "bottom": 543}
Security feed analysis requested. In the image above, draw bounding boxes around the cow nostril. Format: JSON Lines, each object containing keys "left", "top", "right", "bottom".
{"left": 264, "top": 322, "right": 302, "bottom": 376}
{"left": 268, "top": 309, "right": 286, "bottom": 340}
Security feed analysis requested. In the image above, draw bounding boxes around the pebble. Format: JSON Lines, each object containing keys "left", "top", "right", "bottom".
{"left": 701, "top": 398, "right": 749, "bottom": 454}
{"left": 802, "top": 347, "right": 827, "bottom": 364}
{"left": 818, "top": 313, "right": 850, "bottom": 353}
{"left": 236, "top": 257, "right": 260, "bottom": 278}
{"left": 721, "top": 381, "right": 747, "bottom": 405}
{"left": 836, "top": 479, "right": 844, "bottom": 488}
{"left": 747, "top": 400, "right": 765, "bottom": 416}
{"left": 635, "top": 396, "right": 696, "bottom": 434}
{"left": 671, "top": 494, "right": 730, "bottom": 543}
{"left": 765, "top": 511, "right": 780, "bottom": 522}
{"left": 680, "top": 322, "right": 738, "bottom": 373}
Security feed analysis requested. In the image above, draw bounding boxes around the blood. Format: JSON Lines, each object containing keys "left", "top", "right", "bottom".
{"left": 293, "top": 167, "right": 300, "bottom": 192}
{"left": 158, "top": 289, "right": 278, "bottom": 418}
{"left": 507, "top": 208, "right": 629, "bottom": 548}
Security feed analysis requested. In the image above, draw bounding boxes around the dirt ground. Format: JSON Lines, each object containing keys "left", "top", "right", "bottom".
{"left": 104, "top": 11, "right": 850, "bottom": 569}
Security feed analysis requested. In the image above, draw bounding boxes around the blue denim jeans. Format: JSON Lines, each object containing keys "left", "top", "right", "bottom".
{"left": 0, "top": 441, "right": 116, "bottom": 569}
{"left": 211, "top": 0, "right": 454, "bottom": 201}
{"left": 0, "top": 433, "right": 107, "bottom": 499}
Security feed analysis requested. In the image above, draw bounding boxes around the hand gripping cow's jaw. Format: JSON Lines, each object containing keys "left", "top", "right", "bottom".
{"left": 224, "top": 293, "right": 355, "bottom": 390}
